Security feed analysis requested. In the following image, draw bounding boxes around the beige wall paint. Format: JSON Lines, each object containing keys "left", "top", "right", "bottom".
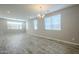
{"left": 28, "top": 5, "right": 79, "bottom": 44}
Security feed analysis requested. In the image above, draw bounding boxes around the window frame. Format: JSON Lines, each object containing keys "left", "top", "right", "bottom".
{"left": 44, "top": 14, "right": 61, "bottom": 30}
{"left": 7, "top": 21, "right": 23, "bottom": 30}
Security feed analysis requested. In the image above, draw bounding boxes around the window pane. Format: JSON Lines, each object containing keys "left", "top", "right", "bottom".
{"left": 26, "top": 21, "right": 28, "bottom": 30}
{"left": 52, "top": 14, "right": 61, "bottom": 30}
{"left": 44, "top": 14, "right": 61, "bottom": 30}
{"left": 7, "top": 21, "right": 23, "bottom": 30}
{"left": 34, "top": 20, "right": 38, "bottom": 30}
{"left": 45, "top": 17, "right": 52, "bottom": 30}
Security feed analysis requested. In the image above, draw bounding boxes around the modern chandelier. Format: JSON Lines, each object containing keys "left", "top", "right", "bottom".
{"left": 37, "top": 6, "right": 45, "bottom": 19}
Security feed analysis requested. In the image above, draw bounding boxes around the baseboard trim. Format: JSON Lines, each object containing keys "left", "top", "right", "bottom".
{"left": 29, "top": 33, "right": 79, "bottom": 46}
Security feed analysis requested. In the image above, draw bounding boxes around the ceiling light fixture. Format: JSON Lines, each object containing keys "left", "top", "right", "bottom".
{"left": 37, "top": 6, "right": 45, "bottom": 19}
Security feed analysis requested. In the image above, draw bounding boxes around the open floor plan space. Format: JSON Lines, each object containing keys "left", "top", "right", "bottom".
{"left": 0, "top": 4, "right": 79, "bottom": 54}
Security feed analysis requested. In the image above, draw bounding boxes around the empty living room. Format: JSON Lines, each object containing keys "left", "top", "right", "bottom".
{"left": 0, "top": 4, "right": 79, "bottom": 54}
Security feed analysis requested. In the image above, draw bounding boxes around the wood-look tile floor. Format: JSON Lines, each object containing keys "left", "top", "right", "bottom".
{"left": 0, "top": 33, "right": 79, "bottom": 54}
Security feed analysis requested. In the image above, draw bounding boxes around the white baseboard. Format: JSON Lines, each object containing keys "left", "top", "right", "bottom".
{"left": 29, "top": 33, "right": 79, "bottom": 46}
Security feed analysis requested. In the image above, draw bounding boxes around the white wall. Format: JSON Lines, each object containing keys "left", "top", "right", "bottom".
{"left": 27, "top": 5, "right": 79, "bottom": 44}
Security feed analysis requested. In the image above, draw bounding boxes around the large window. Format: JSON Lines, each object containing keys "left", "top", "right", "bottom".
{"left": 26, "top": 21, "right": 28, "bottom": 30}
{"left": 33, "top": 20, "right": 38, "bottom": 30}
{"left": 44, "top": 14, "right": 61, "bottom": 30}
{"left": 7, "top": 21, "right": 23, "bottom": 30}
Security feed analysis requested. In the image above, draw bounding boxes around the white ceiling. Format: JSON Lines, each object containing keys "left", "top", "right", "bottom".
{"left": 0, "top": 4, "right": 74, "bottom": 20}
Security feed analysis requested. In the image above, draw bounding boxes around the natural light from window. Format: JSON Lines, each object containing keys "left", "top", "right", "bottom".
{"left": 7, "top": 21, "right": 23, "bottom": 30}
{"left": 44, "top": 14, "right": 61, "bottom": 30}
{"left": 26, "top": 21, "right": 28, "bottom": 30}
{"left": 34, "top": 20, "right": 38, "bottom": 30}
